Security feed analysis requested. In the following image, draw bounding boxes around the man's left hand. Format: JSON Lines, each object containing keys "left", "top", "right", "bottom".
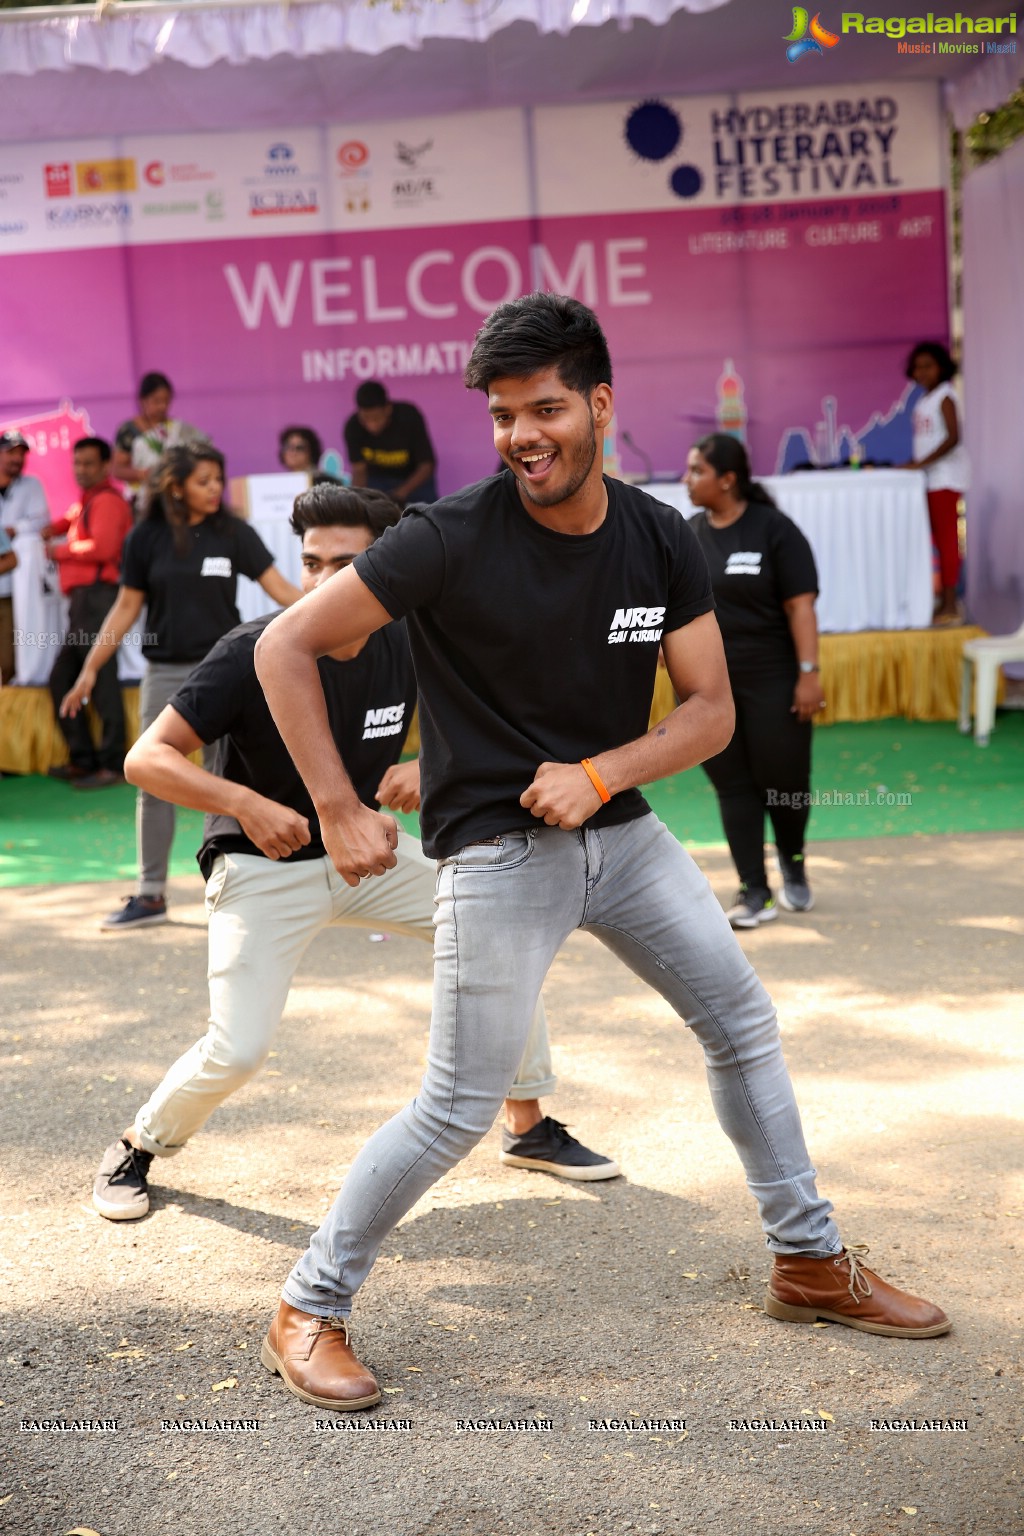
{"left": 520, "top": 761, "right": 603, "bottom": 830}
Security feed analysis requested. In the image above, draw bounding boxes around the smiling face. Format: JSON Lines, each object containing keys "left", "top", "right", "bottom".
{"left": 299, "top": 522, "right": 375, "bottom": 595}
{"left": 488, "top": 367, "right": 612, "bottom": 520}
{"left": 178, "top": 458, "right": 224, "bottom": 520}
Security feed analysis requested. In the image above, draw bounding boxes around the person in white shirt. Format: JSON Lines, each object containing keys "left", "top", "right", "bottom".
{"left": 904, "top": 342, "right": 969, "bottom": 626}
{"left": 0, "top": 429, "right": 50, "bottom": 682}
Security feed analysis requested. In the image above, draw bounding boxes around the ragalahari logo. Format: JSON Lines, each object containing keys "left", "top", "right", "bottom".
{"left": 785, "top": 7, "right": 841, "bottom": 61}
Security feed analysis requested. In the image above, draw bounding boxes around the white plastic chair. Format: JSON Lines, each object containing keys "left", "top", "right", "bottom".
{"left": 959, "top": 622, "right": 1024, "bottom": 745}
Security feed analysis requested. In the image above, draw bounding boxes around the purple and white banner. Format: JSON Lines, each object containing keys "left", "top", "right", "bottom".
{"left": 1, "top": 83, "right": 948, "bottom": 507}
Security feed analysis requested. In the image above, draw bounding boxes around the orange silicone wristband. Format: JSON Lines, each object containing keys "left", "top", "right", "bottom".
{"left": 580, "top": 757, "right": 612, "bottom": 804}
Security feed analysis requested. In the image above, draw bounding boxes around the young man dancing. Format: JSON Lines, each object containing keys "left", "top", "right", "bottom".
{"left": 254, "top": 294, "right": 949, "bottom": 1413}
{"left": 92, "top": 483, "right": 616, "bottom": 1223}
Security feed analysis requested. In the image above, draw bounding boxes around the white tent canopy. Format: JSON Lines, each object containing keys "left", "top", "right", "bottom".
{"left": 0, "top": 0, "right": 1014, "bottom": 139}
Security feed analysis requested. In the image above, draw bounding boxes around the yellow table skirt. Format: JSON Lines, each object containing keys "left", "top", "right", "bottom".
{"left": 0, "top": 626, "right": 994, "bottom": 777}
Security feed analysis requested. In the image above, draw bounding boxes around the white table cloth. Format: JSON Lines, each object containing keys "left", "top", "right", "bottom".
{"left": 641, "top": 470, "right": 933, "bottom": 634}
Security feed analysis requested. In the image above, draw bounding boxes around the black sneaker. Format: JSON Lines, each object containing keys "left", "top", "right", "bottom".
{"left": 93, "top": 1137, "right": 154, "bottom": 1220}
{"left": 778, "top": 854, "right": 815, "bottom": 913}
{"left": 499, "top": 1117, "right": 620, "bottom": 1181}
{"left": 725, "top": 886, "right": 779, "bottom": 930}
{"left": 101, "top": 895, "right": 167, "bottom": 930}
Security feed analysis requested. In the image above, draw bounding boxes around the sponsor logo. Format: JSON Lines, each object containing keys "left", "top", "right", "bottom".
{"left": 205, "top": 190, "right": 226, "bottom": 221}
{"left": 784, "top": 8, "right": 841, "bottom": 63}
{"left": 75, "top": 158, "right": 137, "bottom": 195}
{"left": 0, "top": 172, "right": 24, "bottom": 187}
{"left": 146, "top": 159, "right": 217, "bottom": 186}
{"left": 724, "top": 550, "right": 762, "bottom": 575}
{"left": 337, "top": 141, "right": 369, "bottom": 170}
{"left": 141, "top": 200, "right": 201, "bottom": 216}
{"left": 391, "top": 138, "right": 441, "bottom": 206}
{"left": 0, "top": 221, "right": 28, "bottom": 236}
{"left": 362, "top": 703, "right": 406, "bottom": 740}
{"left": 45, "top": 163, "right": 73, "bottom": 198}
{"left": 337, "top": 141, "right": 371, "bottom": 212}
{"left": 45, "top": 201, "right": 132, "bottom": 229}
{"left": 395, "top": 138, "right": 433, "bottom": 169}
{"left": 249, "top": 188, "right": 320, "bottom": 217}
{"left": 200, "top": 556, "right": 232, "bottom": 578}
{"left": 607, "top": 605, "right": 665, "bottom": 645}
{"left": 265, "top": 142, "right": 298, "bottom": 176}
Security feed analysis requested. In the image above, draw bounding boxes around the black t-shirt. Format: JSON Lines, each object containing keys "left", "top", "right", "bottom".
{"left": 354, "top": 471, "right": 714, "bottom": 857}
{"left": 170, "top": 614, "right": 416, "bottom": 880}
{"left": 688, "top": 500, "right": 817, "bottom": 675}
{"left": 343, "top": 402, "right": 437, "bottom": 496}
{"left": 120, "top": 513, "right": 274, "bottom": 662}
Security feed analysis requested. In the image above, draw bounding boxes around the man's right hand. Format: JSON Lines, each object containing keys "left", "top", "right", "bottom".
{"left": 61, "top": 667, "right": 97, "bottom": 719}
{"left": 237, "top": 797, "right": 312, "bottom": 861}
{"left": 321, "top": 803, "right": 399, "bottom": 888}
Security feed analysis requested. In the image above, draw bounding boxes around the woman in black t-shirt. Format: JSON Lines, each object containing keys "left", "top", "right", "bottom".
{"left": 61, "top": 443, "right": 302, "bottom": 930}
{"left": 686, "top": 434, "right": 826, "bottom": 929}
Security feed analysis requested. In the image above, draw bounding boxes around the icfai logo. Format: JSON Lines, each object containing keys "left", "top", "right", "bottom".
{"left": 784, "top": 7, "right": 840, "bottom": 61}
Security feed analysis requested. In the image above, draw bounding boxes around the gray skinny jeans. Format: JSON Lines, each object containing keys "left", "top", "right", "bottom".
{"left": 284, "top": 815, "right": 841, "bottom": 1317}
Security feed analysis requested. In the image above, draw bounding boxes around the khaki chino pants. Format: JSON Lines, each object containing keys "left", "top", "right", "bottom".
{"left": 134, "top": 828, "right": 556, "bottom": 1155}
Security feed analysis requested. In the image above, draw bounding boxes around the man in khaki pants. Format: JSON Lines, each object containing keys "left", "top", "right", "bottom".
{"left": 91, "top": 483, "right": 615, "bottom": 1221}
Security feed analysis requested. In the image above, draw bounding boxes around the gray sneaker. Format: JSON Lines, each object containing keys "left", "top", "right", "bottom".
{"left": 726, "top": 886, "right": 779, "bottom": 929}
{"left": 93, "top": 1138, "right": 154, "bottom": 1220}
{"left": 499, "top": 1117, "right": 620, "bottom": 1181}
{"left": 778, "top": 854, "right": 815, "bottom": 913}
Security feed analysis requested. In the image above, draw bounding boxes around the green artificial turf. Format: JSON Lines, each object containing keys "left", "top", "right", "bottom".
{"left": 2, "top": 715, "right": 1022, "bottom": 889}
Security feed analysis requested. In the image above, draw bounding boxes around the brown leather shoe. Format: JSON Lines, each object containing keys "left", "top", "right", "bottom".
{"left": 260, "top": 1300, "right": 381, "bottom": 1410}
{"left": 766, "top": 1245, "right": 951, "bottom": 1338}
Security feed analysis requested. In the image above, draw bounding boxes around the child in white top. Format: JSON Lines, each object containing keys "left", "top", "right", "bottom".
{"left": 905, "top": 341, "right": 968, "bottom": 624}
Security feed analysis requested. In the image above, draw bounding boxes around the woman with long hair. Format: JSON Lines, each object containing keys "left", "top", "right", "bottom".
{"left": 61, "top": 442, "right": 302, "bottom": 929}
{"left": 685, "top": 433, "right": 825, "bottom": 928}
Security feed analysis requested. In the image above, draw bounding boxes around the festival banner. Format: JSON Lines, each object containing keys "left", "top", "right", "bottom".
{"left": 0, "top": 83, "right": 948, "bottom": 501}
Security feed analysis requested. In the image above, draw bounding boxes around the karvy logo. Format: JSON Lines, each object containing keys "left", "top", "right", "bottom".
{"left": 785, "top": 7, "right": 841, "bottom": 61}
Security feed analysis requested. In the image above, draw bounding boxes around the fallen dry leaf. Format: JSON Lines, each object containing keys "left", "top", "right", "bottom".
{"left": 210, "top": 1377, "right": 238, "bottom": 1392}
{"left": 900, "top": 1509, "right": 918, "bottom": 1517}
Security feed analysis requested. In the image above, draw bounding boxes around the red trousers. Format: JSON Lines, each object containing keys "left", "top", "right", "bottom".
{"left": 927, "top": 488, "right": 961, "bottom": 590}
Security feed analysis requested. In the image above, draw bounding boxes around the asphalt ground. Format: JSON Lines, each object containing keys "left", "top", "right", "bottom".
{"left": 2, "top": 833, "right": 1022, "bottom": 1536}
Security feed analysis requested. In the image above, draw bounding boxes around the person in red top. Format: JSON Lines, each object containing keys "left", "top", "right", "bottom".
{"left": 45, "top": 437, "right": 134, "bottom": 787}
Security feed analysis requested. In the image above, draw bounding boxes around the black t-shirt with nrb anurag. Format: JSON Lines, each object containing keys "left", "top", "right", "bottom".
{"left": 120, "top": 513, "right": 274, "bottom": 662}
{"left": 170, "top": 614, "right": 416, "bottom": 879}
{"left": 354, "top": 471, "right": 714, "bottom": 858}
{"left": 688, "top": 500, "right": 818, "bottom": 676}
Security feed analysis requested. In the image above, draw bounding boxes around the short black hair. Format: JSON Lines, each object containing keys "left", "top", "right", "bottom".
{"left": 905, "top": 342, "right": 956, "bottom": 383}
{"left": 355, "top": 381, "right": 388, "bottom": 410}
{"left": 463, "top": 292, "right": 613, "bottom": 398}
{"left": 277, "top": 425, "right": 323, "bottom": 467}
{"left": 73, "top": 436, "right": 112, "bottom": 462}
{"left": 139, "top": 371, "right": 173, "bottom": 400}
{"left": 290, "top": 482, "right": 400, "bottom": 542}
